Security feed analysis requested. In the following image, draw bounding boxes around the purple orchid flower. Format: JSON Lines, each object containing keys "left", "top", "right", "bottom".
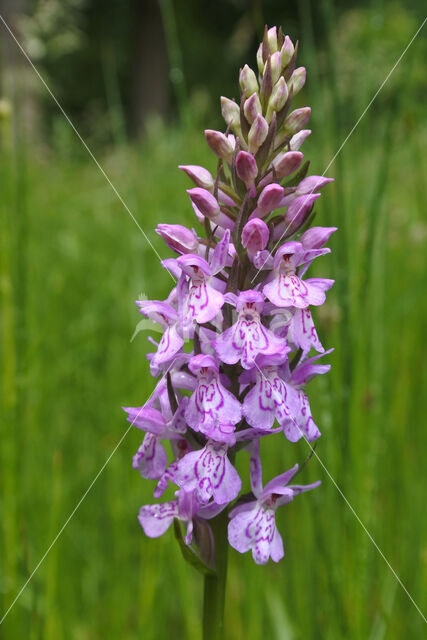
{"left": 263, "top": 241, "right": 334, "bottom": 308}
{"left": 125, "top": 26, "right": 336, "bottom": 583}
{"left": 175, "top": 230, "right": 230, "bottom": 330}
{"left": 185, "top": 354, "right": 242, "bottom": 444}
{"left": 176, "top": 440, "right": 241, "bottom": 504}
{"left": 228, "top": 441, "right": 320, "bottom": 564}
{"left": 136, "top": 300, "right": 183, "bottom": 368}
{"left": 139, "top": 488, "right": 225, "bottom": 544}
{"left": 213, "top": 290, "right": 288, "bottom": 370}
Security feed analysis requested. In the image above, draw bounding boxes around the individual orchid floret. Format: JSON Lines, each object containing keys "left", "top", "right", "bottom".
{"left": 243, "top": 92, "right": 262, "bottom": 125}
{"left": 240, "top": 352, "right": 294, "bottom": 433}
{"left": 235, "top": 151, "right": 258, "bottom": 193}
{"left": 185, "top": 354, "right": 242, "bottom": 444}
{"left": 282, "top": 193, "right": 321, "bottom": 235}
{"left": 176, "top": 252, "right": 226, "bottom": 329}
{"left": 257, "top": 183, "right": 285, "bottom": 216}
{"left": 156, "top": 223, "right": 199, "bottom": 255}
{"left": 281, "top": 307, "right": 325, "bottom": 356}
{"left": 241, "top": 218, "right": 269, "bottom": 260}
{"left": 289, "top": 128, "right": 311, "bottom": 151}
{"left": 132, "top": 433, "right": 168, "bottom": 480}
{"left": 281, "top": 350, "right": 333, "bottom": 441}
{"left": 228, "top": 442, "right": 320, "bottom": 564}
{"left": 278, "top": 107, "right": 311, "bottom": 145}
{"left": 221, "top": 97, "right": 241, "bottom": 134}
{"left": 139, "top": 488, "right": 224, "bottom": 544}
{"left": 280, "top": 35, "right": 294, "bottom": 68}
{"left": 248, "top": 114, "right": 268, "bottom": 154}
{"left": 154, "top": 438, "right": 192, "bottom": 498}
{"left": 187, "top": 187, "right": 234, "bottom": 230}
{"left": 267, "top": 26, "right": 278, "bottom": 53}
{"left": 176, "top": 440, "right": 241, "bottom": 505}
{"left": 213, "top": 290, "right": 288, "bottom": 370}
{"left": 271, "top": 150, "right": 304, "bottom": 179}
{"left": 296, "top": 176, "right": 334, "bottom": 196}
{"left": 263, "top": 241, "right": 334, "bottom": 308}
{"left": 266, "top": 76, "right": 288, "bottom": 122}
{"left": 205, "top": 129, "right": 234, "bottom": 162}
{"left": 270, "top": 51, "right": 282, "bottom": 85}
{"left": 288, "top": 67, "right": 306, "bottom": 96}
{"left": 136, "top": 300, "right": 184, "bottom": 368}
{"left": 239, "top": 64, "right": 259, "bottom": 96}
{"left": 179, "top": 164, "right": 215, "bottom": 191}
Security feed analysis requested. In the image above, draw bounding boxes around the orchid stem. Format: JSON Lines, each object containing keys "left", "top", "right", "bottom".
{"left": 202, "top": 509, "right": 229, "bottom": 640}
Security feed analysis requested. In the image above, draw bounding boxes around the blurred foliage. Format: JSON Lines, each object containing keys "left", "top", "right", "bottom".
{"left": 15, "top": 0, "right": 427, "bottom": 143}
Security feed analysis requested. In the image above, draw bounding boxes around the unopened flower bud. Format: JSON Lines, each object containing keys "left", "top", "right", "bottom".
{"left": 248, "top": 114, "right": 268, "bottom": 154}
{"left": 267, "top": 27, "right": 278, "bottom": 53}
{"left": 258, "top": 183, "right": 285, "bottom": 215}
{"left": 256, "top": 43, "right": 265, "bottom": 74}
{"left": 288, "top": 67, "right": 306, "bottom": 96}
{"left": 239, "top": 65, "right": 259, "bottom": 96}
{"left": 205, "top": 129, "right": 234, "bottom": 162}
{"left": 187, "top": 188, "right": 220, "bottom": 218}
{"left": 156, "top": 224, "right": 199, "bottom": 254}
{"left": 282, "top": 107, "right": 311, "bottom": 137}
{"left": 221, "top": 97, "right": 241, "bottom": 132}
{"left": 270, "top": 51, "right": 282, "bottom": 85}
{"left": 281, "top": 35, "right": 294, "bottom": 68}
{"left": 300, "top": 225, "right": 337, "bottom": 249}
{"left": 242, "top": 218, "right": 269, "bottom": 258}
{"left": 236, "top": 151, "right": 258, "bottom": 191}
{"left": 284, "top": 193, "right": 320, "bottom": 230}
{"left": 271, "top": 151, "right": 303, "bottom": 178}
{"left": 296, "top": 176, "right": 334, "bottom": 196}
{"left": 179, "top": 165, "right": 215, "bottom": 191}
{"left": 266, "top": 76, "right": 289, "bottom": 121}
{"left": 243, "top": 92, "right": 262, "bottom": 125}
{"left": 289, "top": 129, "right": 311, "bottom": 151}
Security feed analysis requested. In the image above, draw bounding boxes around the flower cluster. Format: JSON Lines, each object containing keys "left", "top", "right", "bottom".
{"left": 124, "top": 26, "right": 335, "bottom": 566}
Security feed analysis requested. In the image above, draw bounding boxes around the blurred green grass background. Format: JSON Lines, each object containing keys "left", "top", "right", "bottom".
{"left": 1, "top": 1, "right": 426, "bottom": 639}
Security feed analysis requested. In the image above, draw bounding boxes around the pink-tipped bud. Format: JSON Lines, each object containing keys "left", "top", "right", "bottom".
{"left": 267, "top": 27, "right": 278, "bottom": 53}
{"left": 296, "top": 176, "right": 334, "bottom": 195}
{"left": 243, "top": 92, "right": 262, "bottom": 125}
{"left": 205, "top": 129, "right": 234, "bottom": 162}
{"left": 248, "top": 114, "right": 268, "bottom": 154}
{"left": 281, "top": 35, "right": 294, "bottom": 68}
{"left": 289, "top": 129, "right": 311, "bottom": 151}
{"left": 282, "top": 107, "right": 311, "bottom": 137}
{"left": 236, "top": 151, "right": 258, "bottom": 190}
{"left": 266, "top": 76, "right": 289, "bottom": 121}
{"left": 284, "top": 193, "right": 320, "bottom": 230}
{"left": 271, "top": 151, "right": 304, "bottom": 178}
{"left": 258, "top": 183, "right": 285, "bottom": 215}
{"left": 187, "top": 187, "right": 220, "bottom": 218}
{"left": 221, "top": 96, "right": 241, "bottom": 131}
{"left": 256, "top": 43, "right": 265, "bottom": 74}
{"left": 288, "top": 67, "right": 306, "bottom": 96}
{"left": 156, "top": 224, "right": 199, "bottom": 254}
{"left": 179, "top": 164, "right": 214, "bottom": 191}
{"left": 239, "top": 64, "right": 259, "bottom": 96}
{"left": 270, "top": 51, "right": 282, "bottom": 85}
{"left": 300, "top": 226, "right": 337, "bottom": 249}
{"left": 242, "top": 218, "right": 269, "bottom": 258}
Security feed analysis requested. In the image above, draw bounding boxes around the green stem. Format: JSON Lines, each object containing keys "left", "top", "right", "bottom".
{"left": 202, "top": 509, "right": 229, "bottom": 640}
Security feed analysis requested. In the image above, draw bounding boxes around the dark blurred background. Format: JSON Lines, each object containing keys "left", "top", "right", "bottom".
{"left": 0, "top": 1, "right": 426, "bottom": 639}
